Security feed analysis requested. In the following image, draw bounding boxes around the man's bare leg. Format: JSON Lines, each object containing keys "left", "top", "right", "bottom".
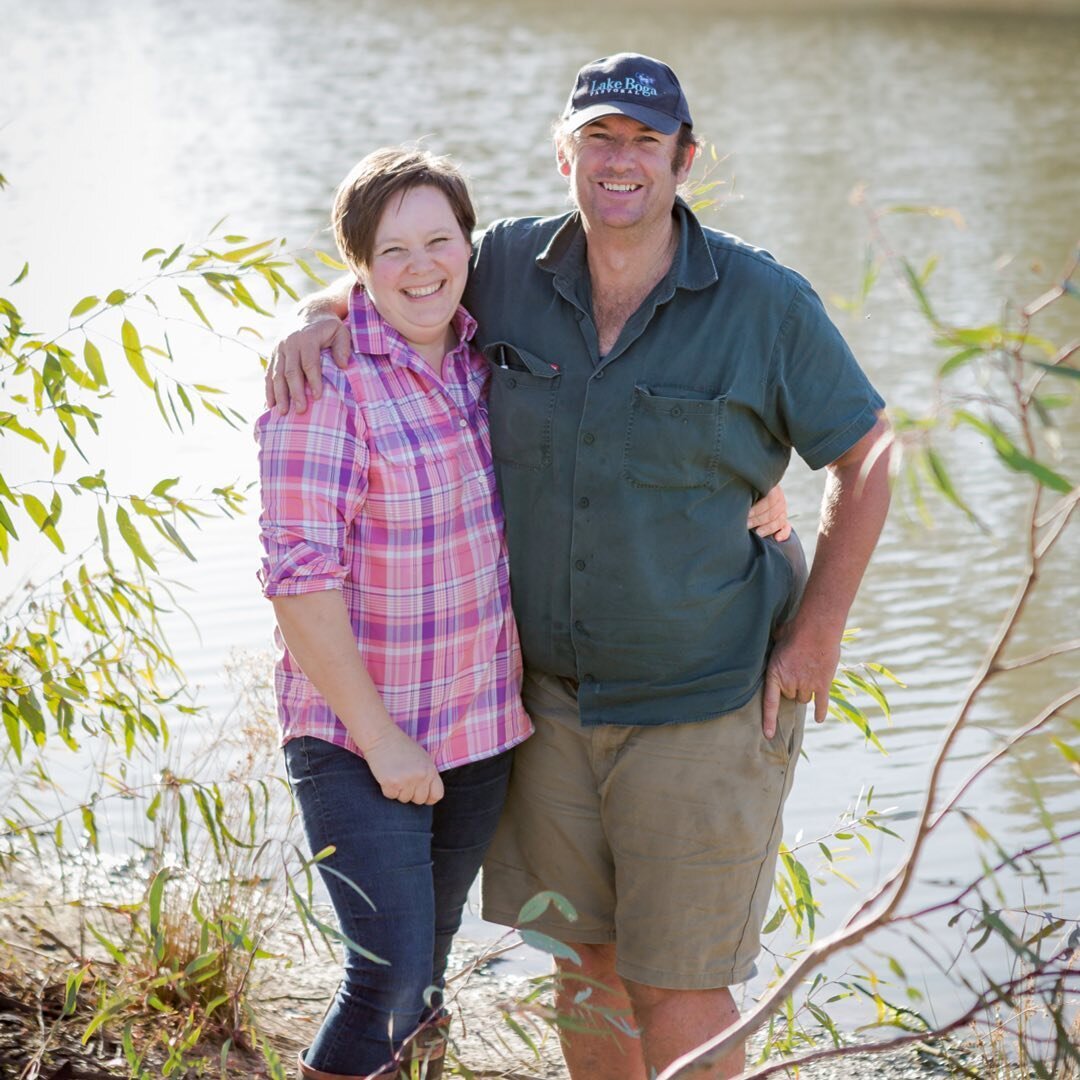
{"left": 625, "top": 981, "right": 744, "bottom": 1079}
{"left": 554, "top": 944, "right": 647, "bottom": 1080}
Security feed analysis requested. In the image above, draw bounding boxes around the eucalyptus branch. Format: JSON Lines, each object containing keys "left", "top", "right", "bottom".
{"left": 930, "top": 686, "right": 1080, "bottom": 830}
{"left": 1034, "top": 488, "right": 1079, "bottom": 561}
{"left": 891, "top": 829, "right": 1080, "bottom": 926}
{"left": 730, "top": 951, "right": 1079, "bottom": 1080}
{"left": 995, "top": 637, "right": 1080, "bottom": 671}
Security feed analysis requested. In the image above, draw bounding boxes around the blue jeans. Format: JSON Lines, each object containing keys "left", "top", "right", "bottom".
{"left": 285, "top": 736, "right": 513, "bottom": 1075}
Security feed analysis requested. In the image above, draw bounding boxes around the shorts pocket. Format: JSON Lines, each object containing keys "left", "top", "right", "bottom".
{"left": 762, "top": 696, "right": 805, "bottom": 766}
{"left": 623, "top": 384, "right": 727, "bottom": 490}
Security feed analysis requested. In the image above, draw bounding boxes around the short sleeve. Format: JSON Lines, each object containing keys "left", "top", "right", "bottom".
{"left": 767, "top": 286, "right": 885, "bottom": 471}
{"left": 255, "top": 362, "right": 368, "bottom": 597}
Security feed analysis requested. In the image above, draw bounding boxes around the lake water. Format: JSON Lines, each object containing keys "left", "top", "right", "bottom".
{"left": 2, "top": 0, "right": 1078, "bottom": 1029}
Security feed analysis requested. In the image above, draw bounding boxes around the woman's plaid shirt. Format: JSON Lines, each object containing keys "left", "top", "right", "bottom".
{"left": 256, "top": 285, "right": 531, "bottom": 770}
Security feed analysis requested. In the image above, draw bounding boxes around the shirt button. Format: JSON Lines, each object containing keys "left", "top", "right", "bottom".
{"left": 671, "top": 406, "right": 683, "bottom": 417}
{"left": 575, "top": 559, "right": 586, "bottom": 571}
{"left": 582, "top": 432, "right": 595, "bottom": 445}
{"left": 582, "top": 673, "right": 595, "bottom": 684}
{"left": 507, "top": 377, "right": 517, "bottom": 389}
{"left": 574, "top": 620, "right": 585, "bottom": 631}
{"left": 595, "top": 369, "right": 605, "bottom": 379}
{"left": 578, "top": 497, "right": 590, "bottom": 508}
{"left": 458, "top": 417, "right": 468, "bottom": 428}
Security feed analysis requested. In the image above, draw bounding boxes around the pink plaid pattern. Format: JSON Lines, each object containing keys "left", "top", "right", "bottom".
{"left": 256, "top": 285, "right": 531, "bottom": 770}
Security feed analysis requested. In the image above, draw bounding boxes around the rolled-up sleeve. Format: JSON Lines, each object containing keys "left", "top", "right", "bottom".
{"left": 255, "top": 365, "right": 367, "bottom": 598}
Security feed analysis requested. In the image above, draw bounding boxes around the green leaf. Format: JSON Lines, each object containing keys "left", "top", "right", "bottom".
{"left": 1026, "top": 359, "right": 1080, "bottom": 381}
{"left": 314, "top": 249, "right": 348, "bottom": 271}
{"left": 1051, "top": 738, "right": 1080, "bottom": 767}
{"left": 22, "top": 492, "right": 65, "bottom": 552}
{"left": 924, "top": 448, "right": 977, "bottom": 521}
{"left": 106, "top": 288, "right": 128, "bottom": 306}
{"left": 0, "top": 497, "right": 20, "bottom": 542}
{"left": 97, "top": 505, "right": 111, "bottom": 562}
{"left": 116, "top": 504, "right": 157, "bottom": 569}
{"left": 955, "top": 410, "right": 1072, "bottom": 493}
{"left": 518, "top": 929, "right": 581, "bottom": 964}
{"left": 83, "top": 339, "right": 107, "bottom": 386}
{"left": 121, "top": 319, "right": 154, "bottom": 388}
{"left": 518, "top": 890, "right": 567, "bottom": 925}
{"left": 177, "top": 285, "right": 212, "bottom": 330}
{"left": 220, "top": 239, "right": 274, "bottom": 263}
{"left": 70, "top": 295, "right": 100, "bottom": 318}
{"left": 81, "top": 805, "right": 99, "bottom": 851}
{"left": 0, "top": 413, "right": 50, "bottom": 451}
{"left": 148, "top": 867, "right": 170, "bottom": 947}
{"left": 901, "top": 259, "right": 936, "bottom": 324}
{"left": 11, "top": 262, "right": 29, "bottom": 285}
{"left": 939, "top": 346, "right": 982, "bottom": 377}
{"left": 761, "top": 906, "right": 786, "bottom": 934}
{"left": 160, "top": 243, "right": 184, "bottom": 269}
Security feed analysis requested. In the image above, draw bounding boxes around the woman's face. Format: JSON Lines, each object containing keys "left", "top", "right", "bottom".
{"left": 363, "top": 185, "right": 472, "bottom": 358}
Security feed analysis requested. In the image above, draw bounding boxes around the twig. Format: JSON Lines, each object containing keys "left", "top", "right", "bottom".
{"left": 995, "top": 638, "right": 1080, "bottom": 671}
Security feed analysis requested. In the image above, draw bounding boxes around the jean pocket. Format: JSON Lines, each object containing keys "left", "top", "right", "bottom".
{"left": 622, "top": 385, "right": 728, "bottom": 490}
{"left": 284, "top": 735, "right": 354, "bottom": 784}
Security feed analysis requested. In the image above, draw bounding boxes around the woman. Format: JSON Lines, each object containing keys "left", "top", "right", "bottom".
{"left": 257, "top": 148, "right": 532, "bottom": 1079}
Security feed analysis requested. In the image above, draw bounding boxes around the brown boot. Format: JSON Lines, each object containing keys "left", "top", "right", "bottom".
{"left": 401, "top": 1011, "right": 451, "bottom": 1080}
{"left": 296, "top": 1049, "right": 396, "bottom": 1080}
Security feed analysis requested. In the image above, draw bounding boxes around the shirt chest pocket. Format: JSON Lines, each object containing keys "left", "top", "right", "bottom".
{"left": 483, "top": 342, "right": 561, "bottom": 471}
{"left": 622, "top": 384, "right": 729, "bottom": 491}
{"left": 365, "top": 401, "right": 470, "bottom": 522}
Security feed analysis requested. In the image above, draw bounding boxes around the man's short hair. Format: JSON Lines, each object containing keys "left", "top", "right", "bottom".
{"left": 332, "top": 147, "right": 476, "bottom": 273}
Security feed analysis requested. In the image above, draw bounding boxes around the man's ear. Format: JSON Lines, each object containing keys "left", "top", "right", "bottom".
{"left": 555, "top": 141, "right": 572, "bottom": 177}
{"left": 677, "top": 141, "right": 697, "bottom": 182}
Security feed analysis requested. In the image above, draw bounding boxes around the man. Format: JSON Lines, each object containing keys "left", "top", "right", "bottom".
{"left": 268, "top": 53, "right": 889, "bottom": 1080}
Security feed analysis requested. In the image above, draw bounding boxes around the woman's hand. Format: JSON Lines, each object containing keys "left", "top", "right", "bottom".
{"left": 748, "top": 485, "right": 791, "bottom": 541}
{"left": 363, "top": 725, "right": 445, "bottom": 805}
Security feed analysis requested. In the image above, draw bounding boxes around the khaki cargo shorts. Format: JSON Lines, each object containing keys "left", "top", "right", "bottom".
{"left": 481, "top": 671, "right": 806, "bottom": 989}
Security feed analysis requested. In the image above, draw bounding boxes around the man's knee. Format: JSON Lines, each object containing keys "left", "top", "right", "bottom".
{"left": 555, "top": 942, "right": 624, "bottom": 1002}
{"left": 559, "top": 942, "right": 618, "bottom": 976}
{"left": 623, "top": 980, "right": 737, "bottom": 1022}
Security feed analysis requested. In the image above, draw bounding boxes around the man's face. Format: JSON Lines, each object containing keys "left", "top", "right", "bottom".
{"left": 558, "top": 114, "right": 693, "bottom": 236}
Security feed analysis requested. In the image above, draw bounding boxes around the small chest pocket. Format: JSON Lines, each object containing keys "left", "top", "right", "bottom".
{"left": 484, "top": 342, "right": 561, "bottom": 471}
{"left": 364, "top": 397, "right": 470, "bottom": 523}
{"left": 623, "top": 385, "right": 728, "bottom": 490}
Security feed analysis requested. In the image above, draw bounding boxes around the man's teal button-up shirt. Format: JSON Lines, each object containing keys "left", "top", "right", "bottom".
{"left": 463, "top": 200, "right": 884, "bottom": 727}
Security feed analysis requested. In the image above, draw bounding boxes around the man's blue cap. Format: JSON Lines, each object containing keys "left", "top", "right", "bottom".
{"left": 561, "top": 53, "right": 693, "bottom": 136}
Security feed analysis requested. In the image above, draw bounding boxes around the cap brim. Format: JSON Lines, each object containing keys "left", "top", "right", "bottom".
{"left": 562, "top": 102, "right": 682, "bottom": 136}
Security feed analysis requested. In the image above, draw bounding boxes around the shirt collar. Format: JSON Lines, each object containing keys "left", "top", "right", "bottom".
{"left": 535, "top": 197, "right": 719, "bottom": 294}
{"left": 347, "top": 282, "right": 477, "bottom": 360}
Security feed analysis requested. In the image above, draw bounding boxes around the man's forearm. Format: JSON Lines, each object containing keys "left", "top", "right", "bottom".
{"left": 298, "top": 273, "right": 353, "bottom": 322}
{"left": 763, "top": 417, "right": 891, "bottom": 732}
{"left": 795, "top": 419, "right": 892, "bottom": 637}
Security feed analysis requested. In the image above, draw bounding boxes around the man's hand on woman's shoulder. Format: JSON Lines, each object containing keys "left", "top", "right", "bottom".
{"left": 265, "top": 316, "right": 352, "bottom": 414}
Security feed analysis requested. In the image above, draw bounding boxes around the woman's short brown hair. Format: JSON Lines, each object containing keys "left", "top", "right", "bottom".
{"left": 331, "top": 147, "right": 476, "bottom": 274}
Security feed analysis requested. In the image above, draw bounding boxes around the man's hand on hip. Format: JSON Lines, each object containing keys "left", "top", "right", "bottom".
{"left": 762, "top": 617, "right": 840, "bottom": 738}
